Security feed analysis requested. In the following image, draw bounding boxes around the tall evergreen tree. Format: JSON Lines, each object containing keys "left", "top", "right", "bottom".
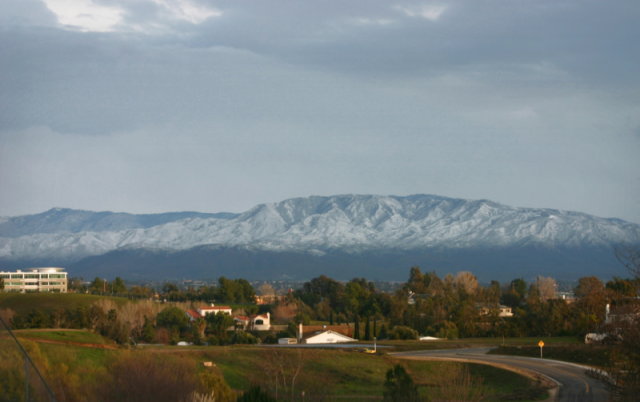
{"left": 364, "top": 315, "right": 371, "bottom": 340}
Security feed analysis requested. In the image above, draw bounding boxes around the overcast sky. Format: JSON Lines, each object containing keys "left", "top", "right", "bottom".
{"left": 1, "top": 0, "right": 639, "bottom": 223}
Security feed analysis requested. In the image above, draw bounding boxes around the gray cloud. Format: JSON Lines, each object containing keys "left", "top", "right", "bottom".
{"left": 0, "top": 0, "right": 639, "bottom": 222}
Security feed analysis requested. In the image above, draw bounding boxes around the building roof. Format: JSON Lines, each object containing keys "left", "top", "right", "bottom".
{"left": 303, "top": 329, "right": 356, "bottom": 343}
{"left": 186, "top": 310, "right": 202, "bottom": 320}
{"left": 301, "top": 325, "right": 354, "bottom": 338}
{"left": 200, "top": 305, "right": 232, "bottom": 311}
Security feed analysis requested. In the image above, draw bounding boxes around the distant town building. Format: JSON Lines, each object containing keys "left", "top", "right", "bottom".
{"left": 0, "top": 267, "right": 68, "bottom": 293}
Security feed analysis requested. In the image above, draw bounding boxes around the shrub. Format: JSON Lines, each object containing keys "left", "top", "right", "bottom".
{"left": 383, "top": 365, "right": 419, "bottom": 402}
{"left": 389, "top": 325, "right": 418, "bottom": 340}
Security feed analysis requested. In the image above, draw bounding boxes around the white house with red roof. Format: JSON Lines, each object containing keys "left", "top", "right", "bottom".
{"left": 234, "top": 313, "right": 271, "bottom": 331}
{"left": 198, "top": 304, "right": 232, "bottom": 316}
{"left": 186, "top": 304, "right": 233, "bottom": 322}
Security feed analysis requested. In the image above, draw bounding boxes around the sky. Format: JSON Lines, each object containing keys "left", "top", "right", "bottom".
{"left": 1, "top": 0, "right": 639, "bottom": 223}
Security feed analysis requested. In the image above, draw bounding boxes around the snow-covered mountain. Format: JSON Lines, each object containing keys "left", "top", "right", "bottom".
{"left": 1, "top": 194, "right": 638, "bottom": 263}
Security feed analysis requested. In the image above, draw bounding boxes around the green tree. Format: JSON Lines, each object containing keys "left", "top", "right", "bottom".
{"left": 501, "top": 278, "right": 527, "bottom": 307}
{"left": 574, "top": 276, "right": 607, "bottom": 333}
{"left": 354, "top": 314, "right": 361, "bottom": 340}
{"left": 162, "top": 283, "right": 179, "bottom": 293}
{"left": 205, "top": 312, "right": 234, "bottom": 342}
{"left": 383, "top": 365, "right": 419, "bottom": 402}
{"left": 406, "top": 266, "right": 427, "bottom": 294}
{"left": 389, "top": 325, "right": 418, "bottom": 340}
{"left": 606, "top": 277, "right": 637, "bottom": 298}
{"left": 89, "top": 277, "right": 107, "bottom": 294}
{"left": 112, "top": 277, "right": 127, "bottom": 294}
{"left": 141, "top": 316, "right": 156, "bottom": 343}
{"left": 217, "top": 277, "right": 256, "bottom": 304}
{"left": 68, "top": 277, "right": 86, "bottom": 292}
{"left": 156, "top": 307, "right": 190, "bottom": 343}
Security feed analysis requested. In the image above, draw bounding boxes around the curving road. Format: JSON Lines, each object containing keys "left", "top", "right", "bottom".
{"left": 391, "top": 348, "right": 610, "bottom": 402}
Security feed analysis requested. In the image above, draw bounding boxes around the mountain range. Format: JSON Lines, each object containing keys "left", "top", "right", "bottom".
{"left": 1, "top": 194, "right": 638, "bottom": 282}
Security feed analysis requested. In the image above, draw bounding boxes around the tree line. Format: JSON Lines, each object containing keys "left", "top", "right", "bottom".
{"left": 3, "top": 268, "right": 638, "bottom": 346}
{"left": 290, "top": 268, "right": 638, "bottom": 340}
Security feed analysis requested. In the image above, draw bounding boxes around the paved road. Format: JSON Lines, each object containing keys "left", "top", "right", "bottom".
{"left": 392, "top": 348, "right": 610, "bottom": 402}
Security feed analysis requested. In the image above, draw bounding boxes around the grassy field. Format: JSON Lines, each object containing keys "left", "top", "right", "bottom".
{"left": 140, "top": 345, "right": 549, "bottom": 400}
{"left": 1, "top": 330, "right": 552, "bottom": 401}
{"left": 14, "top": 329, "right": 114, "bottom": 345}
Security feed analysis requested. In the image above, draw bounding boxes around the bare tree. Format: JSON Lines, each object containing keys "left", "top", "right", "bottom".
{"left": 262, "top": 349, "right": 307, "bottom": 401}
{"left": 455, "top": 271, "right": 479, "bottom": 295}
{"left": 536, "top": 276, "right": 557, "bottom": 301}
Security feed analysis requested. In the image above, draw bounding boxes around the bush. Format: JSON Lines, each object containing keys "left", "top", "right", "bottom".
{"left": 237, "top": 385, "right": 276, "bottom": 402}
{"left": 383, "top": 364, "right": 419, "bottom": 402}
{"left": 232, "top": 331, "right": 259, "bottom": 344}
{"left": 389, "top": 326, "right": 418, "bottom": 340}
{"left": 436, "top": 320, "right": 459, "bottom": 340}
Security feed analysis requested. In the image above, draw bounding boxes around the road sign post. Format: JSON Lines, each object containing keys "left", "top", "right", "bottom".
{"left": 538, "top": 340, "right": 544, "bottom": 358}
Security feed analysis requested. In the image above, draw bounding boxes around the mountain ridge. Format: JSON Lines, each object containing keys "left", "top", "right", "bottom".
{"left": 1, "top": 194, "right": 638, "bottom": 280}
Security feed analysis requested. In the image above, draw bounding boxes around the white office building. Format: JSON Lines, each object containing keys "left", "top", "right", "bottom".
{"left": 0, "top": 267, "right": 68, "bottom": 293}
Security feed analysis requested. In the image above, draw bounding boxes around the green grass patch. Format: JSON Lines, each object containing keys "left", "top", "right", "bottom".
{"left": 468, "top": 364, "right": 549, "bottom": 401}
{"left": 140, "top": 346, "right": 550, "bottom": 400}
{"left": 489, "top": 344, "right": 612, "bottom": 368}
{"left": 15, "top": 329, "right": 113, "bottom": 345}
{"left": 401, "top": 360, "right": 548, "bottom": 401}
{"left": 35, "top": 341, "right": 115, "bottom": 368}
{"left": 379, "top": 336, "right": 581, "bottom": 352}
{"left": 0, "top": 293, "right": 129, "bottom": 315}
{"left": 1, "top": 336, "right": 553, "bottom": 401}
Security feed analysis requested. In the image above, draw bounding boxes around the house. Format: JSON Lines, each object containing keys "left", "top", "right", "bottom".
{"left": 185, "top": 304, "right": 233, "bottom": 322}
{"left": 605, "top": 303, "right": 640, "bottom": 325}
{"left": 585, "top": 302, "right": 640, "bottom": 344}
{"left": 296, "top": 323, "right": 356, "bottom": 344}
{"left": 198, "top": 304, "right": 232, "bottom": 316}
{"left": 478, "top": 304, "right": 513, "bottom": 318}
{"left": 252, "top": 313, "right": 271, "bottom": 331}
{"left": 234, "top": 313, "right": 271, "bottom": 331}
{"left": 303, "top": 330, "right": 356, "bottom": 344}
{"left": 498, "top": 305, "right": 514, "bottom": 317}
{"left": 186, "top": 310, "right": 202, "bottom": 322}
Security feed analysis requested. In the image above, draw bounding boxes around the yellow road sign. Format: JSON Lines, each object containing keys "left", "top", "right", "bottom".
{"left": 538, "top": 340, "right": 544, "bottom": 347}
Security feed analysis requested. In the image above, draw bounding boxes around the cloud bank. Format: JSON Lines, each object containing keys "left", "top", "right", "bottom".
{"left": 1, "top": 1, "right": 639, "bottom": 223}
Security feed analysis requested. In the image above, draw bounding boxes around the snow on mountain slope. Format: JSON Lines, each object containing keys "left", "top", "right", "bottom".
{"left": 0, "top": 208, "right": 237, "bottom": 238}
{"left": 1, "top": 194, "right": 638, "bottom": 261}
